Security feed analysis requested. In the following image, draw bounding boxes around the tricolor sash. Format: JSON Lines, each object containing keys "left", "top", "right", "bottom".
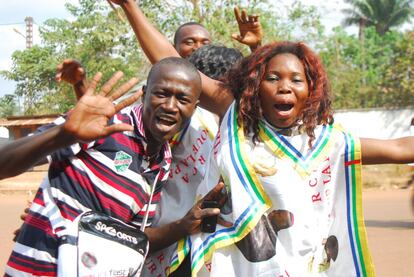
{"left": 141, "top": 107, "right": 218, "bottom": 277}
{"left": 169, "top": 102, "right": 374, "bottom": 277}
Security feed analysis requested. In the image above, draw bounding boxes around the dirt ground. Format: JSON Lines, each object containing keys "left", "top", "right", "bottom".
{"left": 1, "top": 164, "right": 413, "bottom": 276}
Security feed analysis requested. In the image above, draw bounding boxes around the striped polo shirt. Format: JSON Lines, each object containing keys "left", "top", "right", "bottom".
{"left": 5, "top": 104, "right": 172, "bottom": 276}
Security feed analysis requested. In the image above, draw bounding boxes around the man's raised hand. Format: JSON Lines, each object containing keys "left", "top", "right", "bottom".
{"left": 64, "top": 71, "right": 141, "bottom": 142}
{"left": 56, "top": 59, "right": 88, "bottom": 100}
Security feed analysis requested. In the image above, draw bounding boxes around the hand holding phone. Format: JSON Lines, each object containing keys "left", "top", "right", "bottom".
{"left": 201, "top": 200, "right": 218, "bottom": 233}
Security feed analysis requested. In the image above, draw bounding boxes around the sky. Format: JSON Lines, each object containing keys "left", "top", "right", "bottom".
{"left": 0, "top": 0, "right": 357, "bottom": 98}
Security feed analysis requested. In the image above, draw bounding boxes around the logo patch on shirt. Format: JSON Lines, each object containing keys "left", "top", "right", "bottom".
{"left": 114, "top": 151, "right": 132, "bottom": 172}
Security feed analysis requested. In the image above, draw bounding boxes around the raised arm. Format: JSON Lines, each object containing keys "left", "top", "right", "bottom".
{"left": 0, "top": 72, "right": 140, "bottom": 180}
{"left": 361, "top": 137, "right": 414, "bottom": 165}
{"left": 232, "top": 6, "right": 263, "bottom": 52}
{"left": 55, "top": 59, "right": 88, "bottom": 100}
{"left": 109, "top": 0, "right": 233, "bottom": 118}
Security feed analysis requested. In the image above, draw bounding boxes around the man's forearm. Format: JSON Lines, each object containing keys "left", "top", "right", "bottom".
{"left": 120, "top": 0, "right": 179, "bottom": 64}
{"left": 0, "top": 125, "right": 76, "bottom": 179}
{"left": 145, "top": 219, "right": 188, "bottom": 253}
{"left": 73, "top": 78, "right": 88, "bottom": 100}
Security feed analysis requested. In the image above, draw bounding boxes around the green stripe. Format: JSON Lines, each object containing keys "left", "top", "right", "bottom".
{"left": 191, "top": 207, "right": 258, "bottom": 270}
{"left": 235, "top": 112, "right": 265, "bottom": 203}
{"left": 309, "top": 125, "right": 333, "bottom": 160}
{"left": 170, "top": 241, "right": 189, "bottom": 270}
{"left": 260, "top": 123, "right": 301, "bottom": 164}
{"left": 349, "top": 135, "right": 367, "bottom": 276}
{"left": 191, "top": 108, "right": 265, "bottom": 271}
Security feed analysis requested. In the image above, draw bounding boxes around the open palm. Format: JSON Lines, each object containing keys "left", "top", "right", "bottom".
{"left": 64, "top": 71, "right": 141, "bottom": 142}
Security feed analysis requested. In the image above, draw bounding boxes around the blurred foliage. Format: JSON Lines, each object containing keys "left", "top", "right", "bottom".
{"left": 0, "top": 94, "right": 18, "bottom": 117}
{"left": 0, "top": 0, "right": 413, "bottom": 115}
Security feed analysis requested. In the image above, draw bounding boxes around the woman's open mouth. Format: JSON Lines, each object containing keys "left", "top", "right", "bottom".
{"left": 275, "top": 103, "right": 294, "bottom": 112}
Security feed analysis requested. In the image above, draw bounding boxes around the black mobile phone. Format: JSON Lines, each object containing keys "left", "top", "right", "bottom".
{"left": 201, "top": 200, "right": 218, "bottom": 233}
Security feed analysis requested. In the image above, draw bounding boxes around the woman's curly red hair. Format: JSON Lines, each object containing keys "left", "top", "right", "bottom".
{"left": 223, "top": 41, "right": 334, "bottom": 147}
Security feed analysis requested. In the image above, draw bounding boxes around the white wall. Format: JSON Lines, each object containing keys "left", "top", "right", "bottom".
{"left": 334, "top": 107, "right": 414, "bottom": 139}
{"left": 0, "top": 126, "right": 9, "bottom": 139}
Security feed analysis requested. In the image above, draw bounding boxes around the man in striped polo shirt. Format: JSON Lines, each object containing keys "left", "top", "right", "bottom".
{"left": 2, "top": 57, "right": 223, "bottom": 276}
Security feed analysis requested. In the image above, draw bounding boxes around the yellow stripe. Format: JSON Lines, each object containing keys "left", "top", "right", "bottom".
{"left": 167, "top": 238, "right": 188, "bottom": 275}
{"left": 259, "top": 124, "right": 336, "bottom": 179}
{"left": 189, "top": 114, "right": 272, "bottom": 276}
{"left": 353, "top": 137, "right": 375, "bottom": 276}
{"left": 195, "top": 108, "right": 216, "bottom": 140}
{"left": 237, "top": 122, "right": 272, "bottom": 208}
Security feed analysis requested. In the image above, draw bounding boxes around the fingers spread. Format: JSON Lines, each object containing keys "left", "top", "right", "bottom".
{"left": 109, "top": 77, "right": 139, "bottom": 102}
{"left": 234, "top": 6, "right": 242, "bottom": 23}
{"left": 103, "top": 123, "right": 134, "bottom": 136}
{"left": 114, "top": 90, "right": 142, "bottom": 112}
{"left": 100, "top": 71, "right": 124, "bottom": 96}
{"left": 86, "top": 72, "right": 103, "bottom": 96}
{"left": 241, "top": 9, "right": 248, "bottom": 23}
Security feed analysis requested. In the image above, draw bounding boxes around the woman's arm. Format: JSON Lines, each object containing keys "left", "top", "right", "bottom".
{"left": 361, "top": 137, "right": 414, "bottom": 165}
{"left": 111, "top": 0, "right": 233, "bottom": 119}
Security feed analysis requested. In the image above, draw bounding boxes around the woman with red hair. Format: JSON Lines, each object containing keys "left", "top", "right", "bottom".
{"left": 111, "top": 1, "right": 414, "bottom": 276}
{"left": 224, "top": 41, "right": 333, "bottom": 148}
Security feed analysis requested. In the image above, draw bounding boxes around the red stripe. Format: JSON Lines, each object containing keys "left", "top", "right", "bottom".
{"left": 133, "top": 105, "right": 145, "bottom": 136}
{"left": 10, "top": 254, "right": 56, "bottom": 269}
{"left": 7, "top": 261, "right": 56, "bottom": 276}
{"left": 82, "top": 154, "right": 147, "bottom": 202}
{"left": 25, "top": 215, "right": 54, "bottom": 236}
{"left": 33, "top": 189, "right": 45, "bottom": 207}
{"left": 64, "top": 163, "right": 95, "bottom": 193}
{"left": 64, "top": 165, "right": 131, "bottom": 220}
{"left": 56, "top": 201, "right": 80, "bottom": 221}
{"left": 345, "top": 159, "right": 361, "bottom": 166}
{"left": 111, "top": 132, "right": 143, "bottom": 154}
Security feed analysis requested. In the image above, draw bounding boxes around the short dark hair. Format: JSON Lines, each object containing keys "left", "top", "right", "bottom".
{"left": 173, "top": 22, "right": 208, "bottom": 46}
{"left": 188, "top": 44, "right": 243, "bottom": 80}
{"left": 146, "top": 56, "right": 201, "bottom": 89}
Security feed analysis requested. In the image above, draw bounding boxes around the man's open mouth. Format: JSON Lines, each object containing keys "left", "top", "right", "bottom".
{"left": 156, "top": 114, "right": 177, "bottom": 126}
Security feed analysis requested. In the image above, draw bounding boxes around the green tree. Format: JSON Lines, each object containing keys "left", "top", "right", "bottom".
{"left": 342, "top": 0, "right": 414, "bottom": 36}
{"left": 0, "top": 94, "right": 18, "bottom": 117}
{"left": 2, "top": 46, "right": 60, "bottom": 114}
{"left": 1, "top": 0, "right": 146, "bottom": 115}
{"left": 379, "top": 31, "right": 414, "bottom": 106}
{"left": 320, "top": 26, "right": 410, "bottom": 109}
{"left": 0, "top": 0, "right": 326, "bottom": 115}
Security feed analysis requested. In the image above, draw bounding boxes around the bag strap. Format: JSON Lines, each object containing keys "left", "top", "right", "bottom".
{"left": 140, "top": 170, "right": 161, "bottom": 232}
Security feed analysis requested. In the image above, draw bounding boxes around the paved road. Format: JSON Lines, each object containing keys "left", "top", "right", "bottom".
{"left": 1, "top": 189, "right": 413, "bottom": 276}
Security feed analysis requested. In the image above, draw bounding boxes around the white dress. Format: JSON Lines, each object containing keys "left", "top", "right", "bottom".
{"left": 168, "top": 102, "right": 375, "bottom": 277}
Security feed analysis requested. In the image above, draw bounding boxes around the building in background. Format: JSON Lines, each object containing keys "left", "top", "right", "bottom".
{"left": 0, "top": 114, "right": 59, "bottom": 142}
